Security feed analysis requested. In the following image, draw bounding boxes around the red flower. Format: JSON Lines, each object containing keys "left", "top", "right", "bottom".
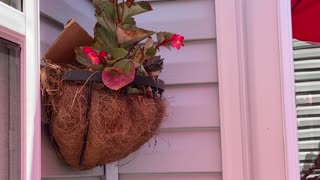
{"left": 87, "top": 51, "right": 100, "bottom": 65}
{"left": 171, "top": 34, "right": 184, "bottom": 50}
{"left": 99, "top": 51, "right": 108, "bottom": 60}
{"left": 83, "top": 47, "right": 100, "bottom": 65}
{"left": 83, "top": 47, "right": 93, "bottom": 54}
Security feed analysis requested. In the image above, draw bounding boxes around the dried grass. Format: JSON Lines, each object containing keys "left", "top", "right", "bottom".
{"left": 41, "top": 64, "right": 166, "bottom": 170}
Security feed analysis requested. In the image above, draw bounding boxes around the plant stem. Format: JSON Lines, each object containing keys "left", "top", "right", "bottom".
{"left": 114, "top": 0, "right": 121, "bottom": 23}
{"left": 113, "top": 0, "right": 121, "bottom": 47}
{"left": 156, "top": 39, "right": 170, "bottom": 49}
{"left": 121, "top": 0, "right": 125, "bottom": 22}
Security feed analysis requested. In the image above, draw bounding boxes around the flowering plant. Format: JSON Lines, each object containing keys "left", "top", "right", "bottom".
{"left": 75, "top": 0, "right": 184, "bottom": 91}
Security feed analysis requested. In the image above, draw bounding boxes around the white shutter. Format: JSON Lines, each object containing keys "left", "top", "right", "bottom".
{"left": 294, "top": 40, "right": 320, "bottom": 174}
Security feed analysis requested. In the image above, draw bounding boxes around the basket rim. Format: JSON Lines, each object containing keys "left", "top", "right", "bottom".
{"left": 63, "top": 70, "right": 165, "bottom": 92}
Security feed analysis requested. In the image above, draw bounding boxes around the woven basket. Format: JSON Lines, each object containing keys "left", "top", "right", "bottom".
{"left": 41, "top": 67, "right": 166, "bottom": 170}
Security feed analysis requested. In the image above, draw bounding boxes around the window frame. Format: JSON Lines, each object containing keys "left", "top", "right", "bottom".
{"left": 216, "top": 0, "right": 300, "bottom": 179}
{"left": 0, "top": 1, "right": 40, "bottom": 180}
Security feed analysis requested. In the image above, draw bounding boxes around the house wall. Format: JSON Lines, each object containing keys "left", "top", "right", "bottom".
{"left": 40, "top": 0, "right": 221, "bottom": 180}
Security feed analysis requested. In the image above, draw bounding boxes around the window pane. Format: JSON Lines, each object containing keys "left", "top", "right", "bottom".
{"left": 0, "top": 38, "right": 21, "bottom": 180}
{"left": 0, "top": 0, "right": 22, "bottom": 11}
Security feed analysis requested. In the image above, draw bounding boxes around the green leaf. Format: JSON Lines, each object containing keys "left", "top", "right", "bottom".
{"left": 75, "top": 47, "right": 104, "bottom": 70}
{"left": 132, "top": 47, "right": 145, "bottom": 65}
{"left": 120, "top": 1, "right": 152, "bottom": 22}
{"left": 92, "top": 23, "right": 117, "bottom": 51}
{"left": 144, "top": 37, "right": 153, "bottom": 49}
{"left": 137, "top": 65, "right": 148, "bottom": 76}
{"left": 121, "top": 17, "right": 137, "bottom": 29}
{"left": 156, "top": 32, "right": 174, "bottom": 45}
{"left": 110, "top": 48, "right": 128, "bottom": 59}
{"left": 96, "top": 16, "right": 116, "bottom": 33}
{"left": 93, "top": 0, "right": 116, "bottom": 33}
{"left": 93, "top": 0, "right": 116, "bottom": 20}
{"left": 113, "top": 59, "right": 133, "bottom": 73}
{"left": 117, "top": 27, "right": 155, "bottom": 49}
{"left": 106, "top": 59, "right": 119, "bottom": 67}
{"left": 145, "top": 47, "right": 157, "bottom": 57}
{"left": 103, "top": 1, "right": 116, "bottom": 19}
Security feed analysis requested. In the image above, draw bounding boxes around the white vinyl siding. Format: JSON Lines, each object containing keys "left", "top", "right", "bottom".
{"left": 294, "top": 40, "right": 320, "bottom": 175}
{"left": 119, "top": 0, "right": 221, "bottom": 179}
{"left": 40, "top": 0, "right": 221, "bottom": 179}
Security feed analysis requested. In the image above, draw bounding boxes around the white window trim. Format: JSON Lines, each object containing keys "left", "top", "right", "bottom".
{"left": 216, "top": 0, "right": 300, "bottom": 179}
{"left": 24, "top": 1, "right": 41, "bottom": 180}
{"left": 0, "top": 2, "right": 25, "bottom": 35}
{"left": 0, "top": 1, "right": 40, "bottom": 180}
{"left": 277, "top": 0, "right": 300, "bottom": 179}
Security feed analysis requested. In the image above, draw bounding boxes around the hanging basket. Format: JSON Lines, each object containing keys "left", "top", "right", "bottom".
{"left": 41, "top": 64, "right": 166, "bottom": 170}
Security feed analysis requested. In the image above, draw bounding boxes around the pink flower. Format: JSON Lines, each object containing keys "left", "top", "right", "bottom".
{"left": 171, "top": 34, "right": 184, "bottom": 50}
{"left": 82, "top": 47, "right": 101, "bottom": 65}
{"left": 86, "top": 50, "right": 100, "bottom": 65}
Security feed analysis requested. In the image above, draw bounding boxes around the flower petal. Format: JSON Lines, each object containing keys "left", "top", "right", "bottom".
{"left": 99, "top": 51, "right": 108, "bottom": 59}
{"left": 83, "top": 47, "right": 93, "bottom": 54}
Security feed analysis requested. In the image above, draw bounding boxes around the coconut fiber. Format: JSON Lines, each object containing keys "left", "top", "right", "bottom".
{"left": 41, "top": 64, "right": 166, "bottom": 170}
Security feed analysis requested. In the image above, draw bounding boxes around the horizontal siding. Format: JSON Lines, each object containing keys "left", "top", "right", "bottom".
{"left": 118, "top": 0, "right": 220, "bottom": 179}
{"left": 42, "top": 178, "right": 101, "bottom": 180}
{"left": 41, "top": 0, "right": 215, "bottom": 40}
{"left": 119, "top": 130, "right": 221, "bottom": 174}
{"left": 161, "top": 84, "right": 219, "bottom": 129}
{"left": 40, "top": 0, "right": 95, "bottom": 36}
{"left": 40, "top": 15, "right": 63, "bottom": 56}
{"left": 136, "top": 0, "right": 216, "bottom": 40}
{"left": 120, "top": 174, "right": 222, "bottom": 180}
{"left": 160, "top": 40, "right": 217, "bottom": 85}
{"left": 41, "top": 127, "right": 104, "bottom": 179}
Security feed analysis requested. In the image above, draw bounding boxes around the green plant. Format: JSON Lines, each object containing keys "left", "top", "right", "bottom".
{"left": 75, "top": 0, "right": 184, "bottom": 90}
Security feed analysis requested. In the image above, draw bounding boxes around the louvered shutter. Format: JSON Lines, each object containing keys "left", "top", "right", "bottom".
{"left": 294, "top": 40, "right": 320, "bottom": 174}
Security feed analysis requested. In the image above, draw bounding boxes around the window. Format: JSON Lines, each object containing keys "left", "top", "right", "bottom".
{"left": 0, "top": 0, "right": 22, "bottom": 11}
{"left": 294, "top": 40, "right": 320, "bottom": 178}
{"left": 0, "top": 38, "right": 21, "bottom": 180}
{"left": 0, "top": 0, "right": 40, "bottom": 179}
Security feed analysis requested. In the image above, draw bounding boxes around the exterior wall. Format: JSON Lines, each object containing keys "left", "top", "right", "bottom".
{"left": 40, "top": 0, "right": 221, "bottom": 179}
{"left": 118, "top": 1, "right": 221, "bottom": 179}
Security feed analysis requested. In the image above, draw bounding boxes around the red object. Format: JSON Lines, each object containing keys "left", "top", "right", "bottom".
{"left": 171, "top": 34, "right": 184, "bottom": 50}
{"left": 292, "top": 0, "right": 320, "bottom": 42}
{"left": 83, "top": 47, "right": 93, "bottom": 54}
{"left": 99, "top": 51, "right": 108, "bottom": 60}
